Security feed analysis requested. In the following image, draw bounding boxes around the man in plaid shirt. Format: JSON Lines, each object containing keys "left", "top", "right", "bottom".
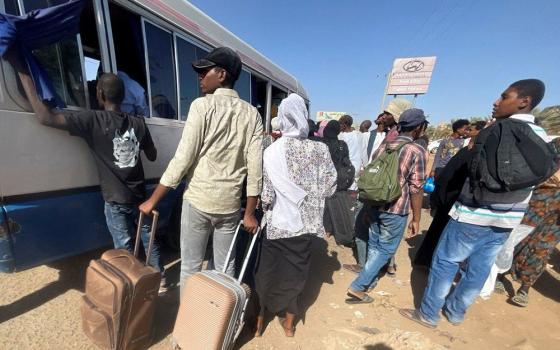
{"left": 346, "top": 109, "right": 428, "bottom": 303}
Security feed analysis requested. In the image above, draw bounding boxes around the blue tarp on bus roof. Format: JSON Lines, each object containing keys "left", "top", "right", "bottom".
{"left": 0, "top": 0, "right": 86, "bottom": 108}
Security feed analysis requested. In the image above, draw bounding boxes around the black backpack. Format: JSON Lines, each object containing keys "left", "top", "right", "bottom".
{"left": 469, "top": 118, "right": 556, "bottom": 196}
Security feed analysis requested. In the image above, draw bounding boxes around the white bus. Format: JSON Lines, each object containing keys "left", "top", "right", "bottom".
{"left": 0, "top": 0, "right": 309, "bottom": 272}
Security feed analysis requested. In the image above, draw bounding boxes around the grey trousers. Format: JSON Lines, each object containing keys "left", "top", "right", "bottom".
{"left": 180, "top": 200, "right": 240, "bottom": 292}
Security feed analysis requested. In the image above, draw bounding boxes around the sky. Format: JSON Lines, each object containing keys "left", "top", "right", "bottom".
{"left": 189, "top": 0, "right": 560, "bottom": 125}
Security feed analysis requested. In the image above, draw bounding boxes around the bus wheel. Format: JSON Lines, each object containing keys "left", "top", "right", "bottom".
{"left": 164, "top": 200, "right": 182, "bottom": 252}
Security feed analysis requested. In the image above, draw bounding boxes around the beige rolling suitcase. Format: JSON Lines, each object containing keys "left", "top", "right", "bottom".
{"left": 172, "top": 221, "right": 261, "bottom": 350}
{"left": 81, "top": 211, "right": 161, "bottom": 350}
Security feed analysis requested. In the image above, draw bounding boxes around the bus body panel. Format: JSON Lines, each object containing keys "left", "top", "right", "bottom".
{"left": 0, "top": 205, "right": 16, "bottom": 272}
{"left": 0, "top": 110, "right": 183, "bottom": 198}
{"left": 0, "top": 108, "right": 184, "bottom": 271}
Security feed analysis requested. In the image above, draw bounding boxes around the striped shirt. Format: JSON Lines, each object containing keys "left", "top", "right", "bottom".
{"left": 449, "top": 114, "right": 550, "bottom": 229}
{"left": 373, "top": 136, "right": 426, "bottom": 215}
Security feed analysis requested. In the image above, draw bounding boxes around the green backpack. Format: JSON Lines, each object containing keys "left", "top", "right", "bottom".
{"left": 358, "top": 141, "right": 411, "bottom": 205}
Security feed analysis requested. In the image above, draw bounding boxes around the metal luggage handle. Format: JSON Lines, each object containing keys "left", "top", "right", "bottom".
{"left": 134, "top": 210, "right": 159, "bottom": 266}
{"left": 222, "top": 219, "right": 264, "bottom": 283}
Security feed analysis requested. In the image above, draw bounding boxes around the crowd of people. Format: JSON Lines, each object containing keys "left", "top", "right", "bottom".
{"left": 8, "top": 43, "right": 560, "bottom": 343}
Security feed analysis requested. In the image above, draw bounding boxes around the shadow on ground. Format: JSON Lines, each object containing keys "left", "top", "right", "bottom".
{"left": 0, "top": 240, "right": 180, "bottom": 327}
{"left": 363, "top": 344, "right": 394, "bottom": 350}
{"left": 405, "top": 231, "right": 429, "bottom": 308}
{"left": 235, "top": 236, "right": 340, "bottom": 348}
{"left": 0, "top": 248, "right": 105, "bottom": 324}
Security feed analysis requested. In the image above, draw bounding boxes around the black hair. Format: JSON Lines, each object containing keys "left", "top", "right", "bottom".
{"left": 360, "top": 120, "right": 372, "bottom": 128}
{"left": 472, "top": 120, "right": 487, "bottom": 131}
{"left": 339, "top": 114, "right": 353, "bottom": 127}
{"left": 307, "top": 119, "right": 318, "bottom": 137}
{"left": 400, "top": 121, "right": 428, "bottom": 133}
{"left": 222, "top": 71, "right": 236, "bottom": 88}
{"left": 452, "top": 119, "right": 470, "bottom": 133}
{"left": 324, "top": 120, "right": 341, "bottom": 139}
{"left": 98, "top": 73, "right": 125, "bottom": 104}
{"left": 509, "top": 79, "right": 545, "bottom": 109}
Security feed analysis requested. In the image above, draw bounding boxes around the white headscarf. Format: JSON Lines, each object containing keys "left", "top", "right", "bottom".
{"left": 263, "top": 93, "right": 309, "bottom": 232}
{"left": 277, "top": 93, "right": 309, "bottom": 139}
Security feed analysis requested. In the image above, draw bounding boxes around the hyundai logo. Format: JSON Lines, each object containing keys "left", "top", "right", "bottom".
{"left": 403, "top": 60, "right": 425, "bottom": 72}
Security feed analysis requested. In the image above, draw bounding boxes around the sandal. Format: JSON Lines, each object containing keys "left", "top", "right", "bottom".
{"left": 494, "top": 280, "right": 506, "bottom": 295}
{"left": 278, "top": 318, "right": 295, "bottom": 337}
{"left": 345, "top": 290, "right": 374, "bottom": 304}
{"left": 399, "top": 308, "right": 436, "bottom": 329}
{"left": 343, "top": 264, "right": 362, "bottom": 274}
{"left": 387, "top": 264, "right": 397, "bottom": 276}
{"left": 511, "top": 290, "right": 529, "bottom": 307}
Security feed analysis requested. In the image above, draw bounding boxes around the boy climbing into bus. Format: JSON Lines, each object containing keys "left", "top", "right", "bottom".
{"left": 139, "top": 47, "right": 263, "bottom": 294}
{"left": 6, "top": 50, "right": 167, "bottom": 291}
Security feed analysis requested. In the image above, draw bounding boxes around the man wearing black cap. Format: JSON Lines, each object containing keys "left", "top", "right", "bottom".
{"left": 140, "top": 47, "right": 263, "bottom": 291}
{"left": 346, "top": 108, "right": 427, "bottom": 304}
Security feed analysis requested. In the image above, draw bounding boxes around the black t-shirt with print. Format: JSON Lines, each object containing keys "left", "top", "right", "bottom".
{"left": 65, "top": 110, "right": 156, "bottom": 204}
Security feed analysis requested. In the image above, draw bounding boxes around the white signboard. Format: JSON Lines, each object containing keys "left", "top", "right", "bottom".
{"left": 316, "top": 111, "right": 347, "bottom": 122}
{"left": 387, "top": 56, "right": 437, "bottom": 95}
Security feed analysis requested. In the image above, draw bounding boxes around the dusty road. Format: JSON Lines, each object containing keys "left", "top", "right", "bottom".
{"left": 1, "top": 210, "right": 559, "bottom": 350}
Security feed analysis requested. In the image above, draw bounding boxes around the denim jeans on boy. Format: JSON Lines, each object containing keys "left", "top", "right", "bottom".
{"left": 419, "top": 219, "right": 510, "bottom": 325}
{"left": 350, "top": 208, "right": 408, "bottom": 291}
{"left": 179, "top": 200, "right": 240, "bottom": 295}
{"left": 104, "top": 202, "right": 162, "bottom": 272}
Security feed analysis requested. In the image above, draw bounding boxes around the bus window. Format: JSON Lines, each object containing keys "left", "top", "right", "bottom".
{"left": 3, "top": 0, "right": 19, "bottom": 15}
{"left": 144, "top": 21, "right": 177, "bottom": 119}
{"left": 13, "top": 0, "right": 103, "bottom": 109}
{"left": 271, "top": 85, "right": 287, "bottom": 119}
{"left": 234, "top": 69, "right": 251, "bottom": 103}
{"left": 250, "top": 74, "right": 267, "bottom": 125}
{"left": 195, "top": 47, "right": 209, "bottom": 97}
{"left": 176, "top": 37, "right": 198, "bottom": 121}
{"left": 19, "top": 0, "right": 92, "bottom": 108}
{"left": 107, "top": 2, "right": 149, "bottom": 116}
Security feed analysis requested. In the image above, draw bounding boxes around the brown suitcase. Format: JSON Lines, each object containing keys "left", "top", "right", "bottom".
{"left": 172, "top": 221, "right": 262, "bottom": 350}
{"left": 81, "top": 211, "right": 161, "bottom": 350}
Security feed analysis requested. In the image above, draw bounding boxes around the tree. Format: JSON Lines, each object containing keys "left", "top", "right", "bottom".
{"left": 534, "top": 106, "right": 560, "bottom": 136}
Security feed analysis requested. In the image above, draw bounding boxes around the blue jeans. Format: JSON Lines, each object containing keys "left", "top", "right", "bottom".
{"left": 354, "top": 201, "right": 368, "bottom": 267}
{"left": 350, "top": 209, "right": 408, "bottom": 291}
{"left": 179, "top": 200, "right": 240, "bottom": 295}
{"left": 419, "top": 219, "right": 510, "bottom": 324}
{"left": 104, "top": 202, "right": 162, "bottom": 272}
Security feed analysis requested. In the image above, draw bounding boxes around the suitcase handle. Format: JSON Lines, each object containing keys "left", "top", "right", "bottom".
{"left": 222, "top": 219, "right": 264, "bottom": 283}
{"left": 134, "top": 210, "right": 159, "bottom": 266}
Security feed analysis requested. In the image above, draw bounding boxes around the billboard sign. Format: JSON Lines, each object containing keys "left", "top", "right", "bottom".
{"left": 387, "top": 56, "right": 437, "bottom": 95}
{"left": 316, "top": 111, "right": 347, "bottom": 122}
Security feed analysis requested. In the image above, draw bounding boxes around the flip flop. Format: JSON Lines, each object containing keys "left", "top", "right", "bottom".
{"left": 343, "top": 264, "right": 362, "bottom": 274}
{"left": 494, "top": 280, "right": 506, "bottom": 295}
{"left": 511, "top": 290, "right": 529, "bottom": 307}
{"left": 345, "top": 292, "right": 374, "bottom": 304}
{"left": 399, "top": 308, "right": 436, "bottom": 329}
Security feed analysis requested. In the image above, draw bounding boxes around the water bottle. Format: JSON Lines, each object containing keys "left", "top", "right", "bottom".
{"left": 423, "top": 177, "right": 435, "bottom": 193}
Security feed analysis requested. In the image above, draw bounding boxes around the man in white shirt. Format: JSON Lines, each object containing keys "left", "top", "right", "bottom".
{"left": 363, "top": 114, "right": 387, "bottom": 163}
{"left": 338, "top": 115, "right": 368, "bottom": 184}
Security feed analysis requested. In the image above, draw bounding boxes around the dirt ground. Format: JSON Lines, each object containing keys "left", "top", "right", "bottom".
{"left": 1, "top": 210, "right": 559, "bottom": 350}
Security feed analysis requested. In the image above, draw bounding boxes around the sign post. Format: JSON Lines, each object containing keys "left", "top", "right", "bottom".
{"left": 316, "top": 111, "right": 348, "bottom": 122}
{"left": 380, "top": 56, "right": 437, "bottom": 111}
